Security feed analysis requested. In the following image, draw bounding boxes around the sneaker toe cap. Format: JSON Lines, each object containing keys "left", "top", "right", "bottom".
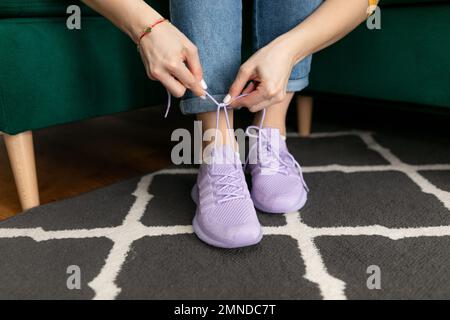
{"left": 196, "top": 206, "right": 262, "bottom": 248}
{"left": 224, "top": 222, "right": 262, "bottom": 247}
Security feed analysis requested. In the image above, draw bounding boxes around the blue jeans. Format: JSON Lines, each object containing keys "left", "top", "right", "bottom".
{"left": 170, "top": 0, "right": 323, "bottom": 114}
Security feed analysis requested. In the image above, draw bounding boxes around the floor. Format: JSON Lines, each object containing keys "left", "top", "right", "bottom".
{"left": 0, "top": 107, "right": 182, "bottom": 220}
{"left": 1, "top": 99, "right": 449, "bottom": 299}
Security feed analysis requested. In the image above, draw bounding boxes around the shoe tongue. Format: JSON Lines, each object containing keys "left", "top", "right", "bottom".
{"left": 257, "top": 128, "right": 297, "bottom": 175}
{"left": 208, "top": 145, "right": 243, "bottom": 198}
{"left": 259, "top": 127, "right": 287, "bottom": 155}
{"left": 210, "top": 144, "right": 240, "bottom": 166}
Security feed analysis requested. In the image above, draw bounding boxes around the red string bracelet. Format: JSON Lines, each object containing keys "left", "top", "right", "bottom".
{"left": 137, "top": 18, "right": 168, "bottom": 51}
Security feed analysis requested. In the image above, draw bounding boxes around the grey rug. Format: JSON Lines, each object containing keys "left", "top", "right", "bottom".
{"left": 1, "top": 129, "right": 450, "bottom": 300}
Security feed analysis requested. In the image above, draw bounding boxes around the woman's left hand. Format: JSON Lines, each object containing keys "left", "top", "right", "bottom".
{"left": 226, "top": 36, "right": 297, "bottom": 112}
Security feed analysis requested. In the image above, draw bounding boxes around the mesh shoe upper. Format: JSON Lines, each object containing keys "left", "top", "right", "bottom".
{"left": 193, "top": 145, "right": 262, "bottom": 248}
{"left": 246, "top": 127, "right": 308, "bottom": 213}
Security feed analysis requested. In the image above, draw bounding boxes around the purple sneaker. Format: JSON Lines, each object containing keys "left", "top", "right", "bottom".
{"left": 246, "top": 127, "right": 309, "bottom": 214}
{"left": 191, "top": 144, "right": 262, "bottom": 248}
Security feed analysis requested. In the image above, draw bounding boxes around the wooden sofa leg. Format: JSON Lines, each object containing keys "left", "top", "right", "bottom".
{"left": 296, "top": 95, "right": 313, "bottom": 137}
{"left": 3, "top": 131, "right": 40, "bottom": 210}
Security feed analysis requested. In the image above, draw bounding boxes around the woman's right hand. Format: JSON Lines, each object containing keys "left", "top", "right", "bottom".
{"left": 138, "top": 20, "right": 206, "bottom": 98}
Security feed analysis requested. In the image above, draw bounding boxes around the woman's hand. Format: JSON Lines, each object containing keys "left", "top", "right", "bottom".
{"left": 226, "top": 37, "right": 296, "bottom": 112}
{"left": 80, "top": 0, "right": 206, "bottom": 98}
{"left": 226, "top": 0, "right": 374, "bottom": 112}
{"left": 138, "top": 21, "right": 205, "bottom": 98}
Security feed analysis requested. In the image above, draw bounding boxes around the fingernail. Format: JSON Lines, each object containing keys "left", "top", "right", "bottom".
{"left": 200, "top": 95, "right": 206, "bottom": 100}
{"left": 223, "top": 94, "right": 231, "bottom": 104}
{"left": 200, "top": 79, "right": 208, "bottom": 90}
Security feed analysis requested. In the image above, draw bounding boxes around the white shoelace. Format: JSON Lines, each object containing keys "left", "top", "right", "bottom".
{"left": 164, "top": 89, "right": 253, "bottom": 203}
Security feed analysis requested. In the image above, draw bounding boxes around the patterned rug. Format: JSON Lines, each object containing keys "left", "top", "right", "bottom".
{"left": 1, "top": 129, "right": 449, "bottom": 299}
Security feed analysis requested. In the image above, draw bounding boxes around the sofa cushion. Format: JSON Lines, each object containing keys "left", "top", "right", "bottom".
{"left": 0, "top": 1, "right": 169, "bottom": 18}
{"left": 0, "top": 16, "right": 168, "bottom": 134}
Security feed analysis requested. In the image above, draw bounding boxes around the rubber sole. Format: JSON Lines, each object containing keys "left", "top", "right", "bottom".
{"left": 251, "top": 189, "right": 308, "bottom": 214}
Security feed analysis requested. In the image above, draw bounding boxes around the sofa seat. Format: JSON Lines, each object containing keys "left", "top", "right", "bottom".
{"left": 0, "top": 16, "right": 171, "bottom": 134}
{"left": 0, "top": 1, "right": 170, "bottom": 135}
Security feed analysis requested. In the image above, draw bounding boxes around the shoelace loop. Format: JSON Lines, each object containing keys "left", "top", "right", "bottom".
{"left": 211, "top": 169, "right": 245, "bottom": 204}
{"left": 245, "top": 125, "right": 309, "bottom": 192}
{"left": 164, "top": 89, "right": 250, "bottom": 203}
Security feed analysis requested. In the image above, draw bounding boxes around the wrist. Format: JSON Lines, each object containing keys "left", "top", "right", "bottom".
{"left": 277, "top": 30, "right": 308, "bottom": 65}
{"left": 271, "top": 33, "right": 302, "bottom": 66}
{"left": 126, "top": 6, "right": 164, "bottom": 44}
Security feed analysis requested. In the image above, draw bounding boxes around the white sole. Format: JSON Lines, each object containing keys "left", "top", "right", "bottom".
{"left": 251, "top": 190, "right": 308, "bottom": 214}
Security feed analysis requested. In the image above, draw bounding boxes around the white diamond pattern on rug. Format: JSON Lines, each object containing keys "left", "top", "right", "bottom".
{"left": 0, "top": 131, "right": 449, "bottom": 299}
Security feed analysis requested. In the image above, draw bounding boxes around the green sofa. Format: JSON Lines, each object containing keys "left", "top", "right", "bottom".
{"left": 1, "top": 0, "right": 449, "bottom": 210}
{"left": 0, "top": 1, "right": 169, "bottom": 136}
{"left": 308, "top": 0, "right": 450, "bottom": 109}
